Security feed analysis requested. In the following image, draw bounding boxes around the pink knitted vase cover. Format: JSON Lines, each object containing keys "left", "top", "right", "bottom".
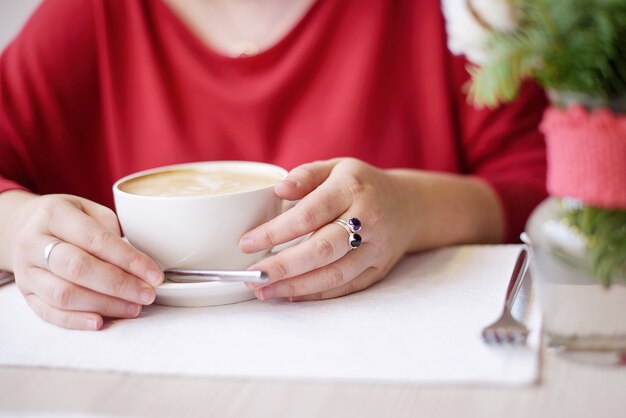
{"left": 540, "top": 105, "right": 626, "bottom": 209}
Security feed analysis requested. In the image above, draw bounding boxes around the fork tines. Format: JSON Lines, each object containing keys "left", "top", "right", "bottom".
{"left": 482, "top": 327, "right": 529, "bottom": 344}
{"left": 482, "top": 312, "right": 529, "bottom": 345}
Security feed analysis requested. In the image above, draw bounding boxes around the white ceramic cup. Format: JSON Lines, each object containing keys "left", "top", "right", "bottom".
{"left": 113, "top": 161, "right": 287, "bottom": 270}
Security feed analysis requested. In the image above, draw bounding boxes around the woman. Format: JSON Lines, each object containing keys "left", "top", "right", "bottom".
{"left": 0, "top": 0, "right": 547, "bottom": 330}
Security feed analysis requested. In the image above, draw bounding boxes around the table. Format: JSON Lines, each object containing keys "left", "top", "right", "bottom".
{"left": 1, "top": 349, "right": 625, "bottom": 418}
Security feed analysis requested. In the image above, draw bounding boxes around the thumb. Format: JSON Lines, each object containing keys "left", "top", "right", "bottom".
{"left": 274, "top": 159, "right": 340, "bottom": 200}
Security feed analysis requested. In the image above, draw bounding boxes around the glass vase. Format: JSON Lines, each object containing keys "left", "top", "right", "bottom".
{"left": 527, "top": 92, "right": 626, "bottom": 358}
{"left": 526, "top": 198, "right": 626, "bottom": 352}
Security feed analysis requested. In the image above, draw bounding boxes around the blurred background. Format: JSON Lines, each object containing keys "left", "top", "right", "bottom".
{"left": 0, "top": 0, "right": 40, "bottom": 51}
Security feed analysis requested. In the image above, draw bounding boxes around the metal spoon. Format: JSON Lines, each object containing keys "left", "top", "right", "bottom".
{"left": 164, "top": 269, "right": 269, "bottom": 284}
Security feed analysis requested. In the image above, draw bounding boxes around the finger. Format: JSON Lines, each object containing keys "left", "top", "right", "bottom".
{"left": 247, "top": 221, "right": 354, "bottom": 285}
{"left": 291, "top": 266, "right": 382, "bottom": 302}
{"left": 41, "top": 240, "right": 156, "bottom": 305}
{"left": 25, "top": 293, "right": 103, "bottom": 331}
{"left": 273, "top": 160, "right": 338, "bottom": 200}
{"left": 47, "top": 200, "right": 163, "bottom": 286}
{"left": 24, "top": 266, "right": 143, "bottom": 318}
{"left": 253, "top": 244, "right": 373, "bottom": 300}
{"left": 240, "top": 166, "right": 356, "bottom": 253}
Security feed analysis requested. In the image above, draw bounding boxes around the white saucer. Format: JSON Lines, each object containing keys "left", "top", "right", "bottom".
{"left": 155, "top": 280, "right": 256, "bottom": 307}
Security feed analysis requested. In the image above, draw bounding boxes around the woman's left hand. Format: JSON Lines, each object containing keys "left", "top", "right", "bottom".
{"left": 238, "top": 158, "right": 417, "bottom": 301}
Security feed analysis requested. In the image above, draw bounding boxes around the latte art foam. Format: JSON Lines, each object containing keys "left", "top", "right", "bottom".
{"left": 119, "top": 169, "right": 282, "bottom": 197}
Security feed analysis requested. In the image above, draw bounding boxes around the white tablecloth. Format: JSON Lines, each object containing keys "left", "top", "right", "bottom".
{"left": 0, "top": 245, "right": 540, "bottom": 384}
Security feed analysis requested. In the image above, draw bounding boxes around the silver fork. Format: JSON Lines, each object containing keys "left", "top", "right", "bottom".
{"left": 482, "top": 247, "right": 530, "bottom": 344}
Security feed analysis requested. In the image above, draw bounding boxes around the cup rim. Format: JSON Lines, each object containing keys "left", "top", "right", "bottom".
{"left": 112, "top": 160, "right": 288, "bottom": 200}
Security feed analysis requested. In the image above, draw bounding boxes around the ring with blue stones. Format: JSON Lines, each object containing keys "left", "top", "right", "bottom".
{"left": 334, "top": 217, "right": 362, "bottom": 250}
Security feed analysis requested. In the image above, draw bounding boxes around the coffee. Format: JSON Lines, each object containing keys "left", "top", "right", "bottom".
{"left": 119, "top": 168, "right": 282, "bottom": 197}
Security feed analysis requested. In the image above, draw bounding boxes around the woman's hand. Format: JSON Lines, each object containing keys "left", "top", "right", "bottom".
{"left": 6, "top": 192, "right": 163, "bottom": 330}
{"left": 238, "top": 158, "right": 421, "bottom": 301}
{"left": 240, "top": 157, "right": 504, "bottom": 301}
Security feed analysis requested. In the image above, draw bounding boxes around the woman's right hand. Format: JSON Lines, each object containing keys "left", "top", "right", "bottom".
{"left": 7, "top": 193, "right": 163, "bottom": 330}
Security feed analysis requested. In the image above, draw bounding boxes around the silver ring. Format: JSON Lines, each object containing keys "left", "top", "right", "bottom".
{"left": 335, "top": 217, "right": 362, "bottom": 233}
{"left": 43, "top": 240, "right": 64, "bottom": 269}
{"left": 334, "top": 217, "right": 363, "bottom": 250}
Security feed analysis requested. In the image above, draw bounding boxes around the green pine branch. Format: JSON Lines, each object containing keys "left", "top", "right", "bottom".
{"left": 565, "top": 206, "right": 626, "bottom": 286}
{"left": 470, "top": 0, "right": 626, "bottom": 106}
{"left": 469, "top": 30, "right": 545, "bottom": 107}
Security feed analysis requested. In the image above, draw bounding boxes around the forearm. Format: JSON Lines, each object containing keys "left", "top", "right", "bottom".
{"left": 0, "top": 190, "right": 39, "bottom": 271}
{"left": 388, "top": 169, "right": 504, "bottom": 253}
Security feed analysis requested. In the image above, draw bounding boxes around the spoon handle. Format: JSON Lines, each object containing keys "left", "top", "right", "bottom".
{"left": 164, "top": 269, "right": 269, "bottom": 284}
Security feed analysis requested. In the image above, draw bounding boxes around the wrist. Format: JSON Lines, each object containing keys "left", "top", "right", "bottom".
{"left": 0, "top": 190, "right": 39, "bottom": 271}
{"left": 385, "top": 170, "right": 430, "bottom": 252}
{"left": 387, "top": 170, "right": 504, "bottom": 252}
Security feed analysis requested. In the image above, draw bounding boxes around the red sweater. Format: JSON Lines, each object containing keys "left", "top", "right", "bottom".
{"left": 0, "top": 0, "right": 547, "bottom": 242}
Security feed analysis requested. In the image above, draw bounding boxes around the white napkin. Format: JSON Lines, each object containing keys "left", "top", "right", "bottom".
{"left": 0, "top": 245, "right": 540, "bottom": 384}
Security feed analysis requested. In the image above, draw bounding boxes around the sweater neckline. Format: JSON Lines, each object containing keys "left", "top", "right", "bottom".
{"left": 154, "top": 0, "right": 325, "bottom": 65}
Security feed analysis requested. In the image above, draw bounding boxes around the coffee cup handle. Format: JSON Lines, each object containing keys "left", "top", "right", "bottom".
{"left": 270, "top": 200, "right": 310, "bottom": 254}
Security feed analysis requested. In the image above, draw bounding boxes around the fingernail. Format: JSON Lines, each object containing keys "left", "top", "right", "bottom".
{"left": 139, "top": 289, "right": 155, "bottom": 304}
{"left": 146, "top": 269, "right": 163, "bottom": 286}
{"left": 86, "top": 318, "right": 100, "bottom": 330}
{"left": 127, "top": 304, "right": 141, "bottom": 317}
{"left": 260, "top": 287, "right": 275, "bottom": 300}
{"left": 280, "top": 176, "right": 299, "bottom": 188}
{"left": 240, "top": 237, "right": 255, "bottom": 253}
